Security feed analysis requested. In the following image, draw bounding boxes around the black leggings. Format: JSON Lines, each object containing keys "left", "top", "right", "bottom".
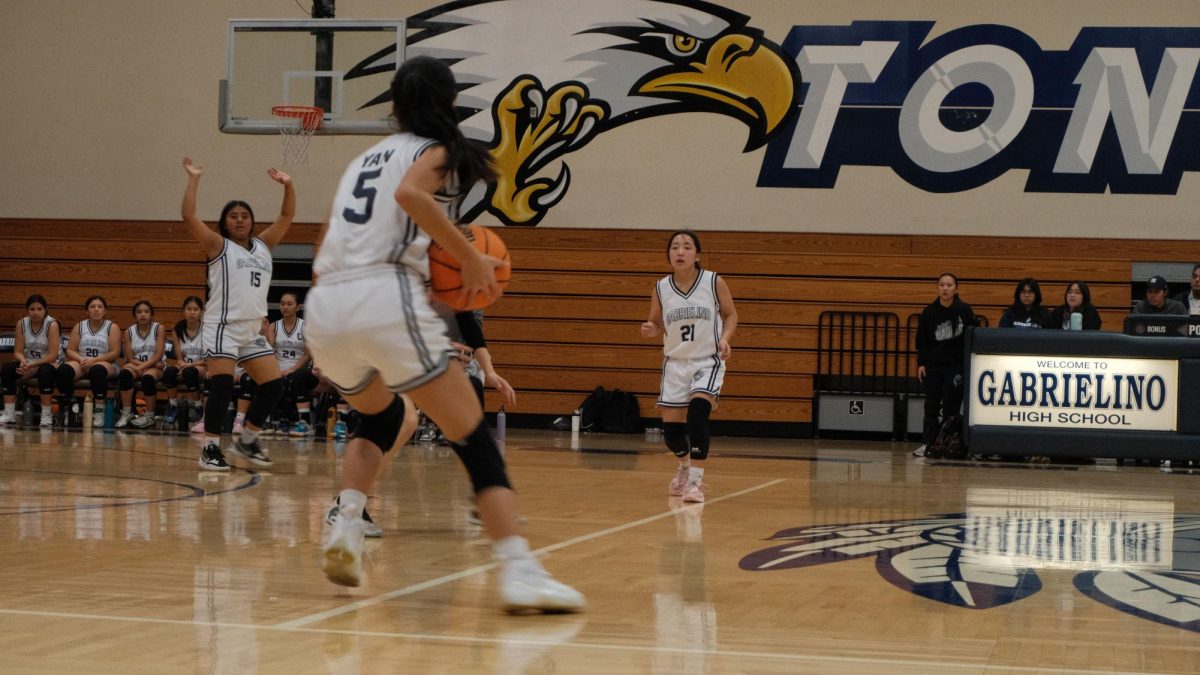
{"left": 2, "top": 361, "right": 56, "bottom": 395}
{"left": 922, "top": 366, "right": 964, "bottom": 445}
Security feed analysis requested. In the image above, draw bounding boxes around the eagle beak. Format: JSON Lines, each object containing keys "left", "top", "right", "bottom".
{"left": 638, "top": 32, "right": 796, "bottom": 148}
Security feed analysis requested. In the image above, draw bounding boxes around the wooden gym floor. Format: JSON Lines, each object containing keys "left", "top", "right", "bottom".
{"left": 0, "top": 426, "right": 1197, "bottom": 674}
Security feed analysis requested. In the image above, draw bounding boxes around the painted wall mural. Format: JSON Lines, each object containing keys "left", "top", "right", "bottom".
{"left": 342, "top": 1, "right": 1200, "bottom": 227}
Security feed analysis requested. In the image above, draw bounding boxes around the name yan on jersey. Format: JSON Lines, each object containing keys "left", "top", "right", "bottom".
{"left": 665, "top": 306, "right": 712, "bottom": 326}
{"left": 362, "top": 149, "right": 396, "bottom": 168}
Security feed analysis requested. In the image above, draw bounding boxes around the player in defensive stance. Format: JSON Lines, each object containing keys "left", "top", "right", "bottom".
{"left": 640, "top": 230, "right": 738, "bottom": 503}
{"left": 306, "top": 55, "right": 583, "bottom": 612}
{"left": 181, "top": 157, "right": 294, "bottom": 470}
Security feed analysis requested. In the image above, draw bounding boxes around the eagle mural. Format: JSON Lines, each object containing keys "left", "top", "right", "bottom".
{"left": 345, "top": 0, "right": 799, "bottom": 226}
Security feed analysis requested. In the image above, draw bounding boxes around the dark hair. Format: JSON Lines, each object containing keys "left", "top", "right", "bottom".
{"left": 1010, "top": 278, "right": 1043, "bottom": 309}
{"left": 279, "top": 290, "right": 301, "bottom": 304}
{"left": 83, "top": 295, "right": 107, "bottom": 310}
{"left": 937, "top": 272, "right": 959, "bottom": 286}
{"left": 181, "top": 295, "right": 204, "bottom": 310}
{"left": 25, "top": 294, "right": 48, "bottom": 310}
{"left": 131, "top": 300, "right": 154, "bottom": 316}
{"left": 1192, "top": 263, "right": 1200, "bottom": 274}
{"left": 218, "top": 200, "right": 255, "bottom": 239}
{"left": 666, "top": 230, "right": 703, "bottom": 270}
{"left": 1063, "top": 281, "right": 1092, "bottom": 307}
{"left": 390, "top": 56, "right": 497, "bottom": 203}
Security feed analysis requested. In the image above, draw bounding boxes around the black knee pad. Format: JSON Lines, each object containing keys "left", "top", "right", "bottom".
{"left": 182, "top": 366, "right": 201, "bottom": 391}
{"left": 663, "top": 422, "right": 689, "bottom": 457}
{"left": 141, "top": 373, "right": 158, "bottom": 397}
{"left": 355, "top": 395, "right": 404, "bottom": 454}
{"left": 204, "top": 374, "right": 234, "bottom": 435}
{"left": 686, "top": 398, "right": 712, "bottom": 461}
{"left": 239, "top": 372, "right": 256, "bottom": 401}
{"left": 162, "top": 366, "right": 179, "bottom": 388}
{"left": 88, "top": 364, "right": 110, "bottom": 397}
{"left": 0, "top": 361, "right": 16, "bottom": 395}
{"left": 36, "top": 364, "right": 56, "bottom": 394}
{"left": 245, "top": 377, "right": 283, "bottom": 428}
{"left": 55, "top": 363, "right": 76, "bottom": 395}
{"left": 450, "top": 420, "right": 512, "bottom": 493}
{"left": 118, "top": 368, "right": 135, "bottom": 391}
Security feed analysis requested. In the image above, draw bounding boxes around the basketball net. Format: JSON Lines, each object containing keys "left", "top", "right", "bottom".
{"left": 272, "top": 105, "right": 324, "bottom": 165}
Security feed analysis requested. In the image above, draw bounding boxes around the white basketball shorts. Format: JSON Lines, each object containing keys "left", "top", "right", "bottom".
{"left": 658, "top": 355, "right": 725, "bottom": 407}
{"left": 203, "top": 318, "right": 274, "bottom": 364}
{"left": 304, "top": 267, "right": 453, "bottom": 395}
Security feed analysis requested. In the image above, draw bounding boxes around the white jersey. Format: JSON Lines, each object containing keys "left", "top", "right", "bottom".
{"left": 176, "top": 322, "right": 204, "bottom": 364}
{"left": 78, "top": 319, "right": 115, "bottom": 362}
{"left": 273, "top": 318, "right": 305, "bottom": 371}
{"left": 20, "top": 315, "right": 58, "bottom": 362}
{"left": 127, "top": 322, "right": 162, "bottom": 365}
{"left": 315, "top": 132, "right": 455, "bottom": 282}
{"left": 658, "top": 270, "right": 722, "bottom": 360}
{"left": 207, "top": 237, "right": 272, "bottom": 323}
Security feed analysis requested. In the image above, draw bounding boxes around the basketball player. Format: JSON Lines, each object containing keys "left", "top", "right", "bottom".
{"left": 306, "top": 55, "right": 583, "bottom": 612}
{"left": 116, "top": 300, "right": 166, "bottom": 429}
{"left": 1, "top": 294, "right": 60, "bottom": 427}
{"left": 268, "top": 290, "right": 318, "bottom": 436}
{"left": 180, "top": 157, "right": 294, "bottom": 470}
{"left": 162, "top": 296, "right": 206, "bottom": 427}
{"left": 56, "top": 295, "right": 121, "bottom": 428}
{"left": 640, "top": 230, "right": 738, "bottom": 504}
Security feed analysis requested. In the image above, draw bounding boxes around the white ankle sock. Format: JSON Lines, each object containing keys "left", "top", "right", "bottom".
{"left": 338, "top": 489, "right": 367, "bottom": 519}
{"left": 493, "top": 535, "right": 531, "bottom": 561}
{"left": 688, "top": 467, "right": 704, "bottom": 484}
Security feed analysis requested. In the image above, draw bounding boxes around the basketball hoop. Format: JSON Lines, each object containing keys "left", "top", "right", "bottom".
{"left": 272, "top": 105, "right": 324, "bottom": 165}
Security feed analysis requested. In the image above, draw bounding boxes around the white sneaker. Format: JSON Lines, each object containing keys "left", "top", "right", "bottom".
{"left": 115, "top": 410, "right": 132, "bottom": 429}
{"left": 322, "top": 513, "right": 366, "bottom": 587}
{"left": 39, "top": 410, "right": 53, "bottom": 427}
{"left": 499, "top": 558, "right": 586, "bottom": 613}
{"left": 93, "top": 411, "right": 105, "bottom": 428}
{"left": 131, "top": 412, "right": 156, "bottom": 429}
{"left": 0, "top": 412, "right": 13, "bottom": 426}
{"left": 912, "top": 444, "right": 927, "bottom": 457}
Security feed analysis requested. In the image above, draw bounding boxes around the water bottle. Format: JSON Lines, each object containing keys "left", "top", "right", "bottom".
{"left": 1070, "top": 312, "right": 1083, "bottom": 331}
{"left": 82, "top": 396, "right": 93, "bottom": 430}
{"left": 23, "top": 399, "right": 33, "bottom": 426}
{"left": 103, "top": 397, "right": 115, "bottom": 429}
{"left": 327, "top": 406, "right": 337, "bottom": 439}
{"left": 571, "top": 408, "right": 581, "bottom": 434}
{"left": 496, "top": 406, "right": 506, "bottom": 454}
{"left": 177, "top": 401, "right": 190, "bottom": 432}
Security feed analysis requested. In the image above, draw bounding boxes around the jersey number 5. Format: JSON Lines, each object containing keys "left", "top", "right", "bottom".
{"left": 343, "top": 169, "right": 383, "bottom": 224}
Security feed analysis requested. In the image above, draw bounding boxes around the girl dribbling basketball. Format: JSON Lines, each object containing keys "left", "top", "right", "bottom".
{"left": 305, "top": 55, "right": 582, "bottom": 612}
{"left": 640, "top": 230, "right": 738, "bottom": 503}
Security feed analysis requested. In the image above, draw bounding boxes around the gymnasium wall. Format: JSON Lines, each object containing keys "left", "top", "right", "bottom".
{"left": 3, "top": 1, "right": 1200, "bottom": 431}
{"left": 1, "top": 1, "right": 1197, "bottom": 237}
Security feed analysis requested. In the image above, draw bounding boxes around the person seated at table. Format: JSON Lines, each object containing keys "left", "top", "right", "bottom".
{"left": 999, "top": 278, "right": 1052, "bottom": 329}
{"left": 1131, "top": 275, "right": 1185, "bottom": 315}
{"left": 1049, "top": 281, "right": 1103, "bottom": 330}
{"left": 1172, "top": 264, "right": 1200, "bottom": 316}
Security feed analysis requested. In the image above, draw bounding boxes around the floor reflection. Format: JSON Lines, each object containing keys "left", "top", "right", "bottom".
{"left": 654, "top": 498, "right": 717, "bottom": 674}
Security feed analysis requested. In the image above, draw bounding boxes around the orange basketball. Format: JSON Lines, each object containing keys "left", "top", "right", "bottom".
{"left": 428, "top": 224, "right": 511, "bottom": 311}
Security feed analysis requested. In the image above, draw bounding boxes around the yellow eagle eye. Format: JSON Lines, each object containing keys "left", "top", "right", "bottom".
{"left": 668, "top": 34, "right": 700, "bottom": 57}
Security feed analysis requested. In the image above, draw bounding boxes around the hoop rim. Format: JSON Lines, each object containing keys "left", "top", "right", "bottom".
{"left": 272, "top": 105, "right": 324, "bottom": 130}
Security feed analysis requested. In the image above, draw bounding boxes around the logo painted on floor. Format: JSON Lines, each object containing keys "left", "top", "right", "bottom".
{"left": 739, "top": 513, "right": 1200, "bottom": 632}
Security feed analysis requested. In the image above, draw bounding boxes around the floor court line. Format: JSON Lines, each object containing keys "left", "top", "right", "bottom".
{"left": 275, "top": 477, "right": 788, "bottom": 629}
{"left": 0, "top": 607, "right": 1165, "bottom": 674}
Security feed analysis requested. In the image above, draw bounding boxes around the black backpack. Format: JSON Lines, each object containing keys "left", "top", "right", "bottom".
{"left": 579, "top": 386, "right": 611, "bottom": 431}
{"left": 601, "top": 389, "right": 642, "bottom": 433}
{"left": 927, "top": 414, "right": 967, "bottom": 459}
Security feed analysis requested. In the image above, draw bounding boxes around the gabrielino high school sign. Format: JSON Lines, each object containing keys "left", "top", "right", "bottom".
{"left": 969, "top": 355, "right": 1179, "bottom": 431}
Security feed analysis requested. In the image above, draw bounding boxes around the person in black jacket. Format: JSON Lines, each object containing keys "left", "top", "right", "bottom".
{"left": 1171, "top": 264, "right": 1200, "bottom": 316}
{"left": 999, "top": 278, "right": 1052, "bottom": 329}
{"left": 1132, "top": 275, "right": 1186, "bottom": 315}
{"left": 914, "top": 273, "right": 975, "bottom": 456}
{"left": 1049, "top": 281, "right": 1103, "bottom": 330}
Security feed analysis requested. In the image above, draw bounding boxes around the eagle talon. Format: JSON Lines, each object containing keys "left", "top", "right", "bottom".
{"left": 488, "top": 76, "right": 608, "bottom": 225}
